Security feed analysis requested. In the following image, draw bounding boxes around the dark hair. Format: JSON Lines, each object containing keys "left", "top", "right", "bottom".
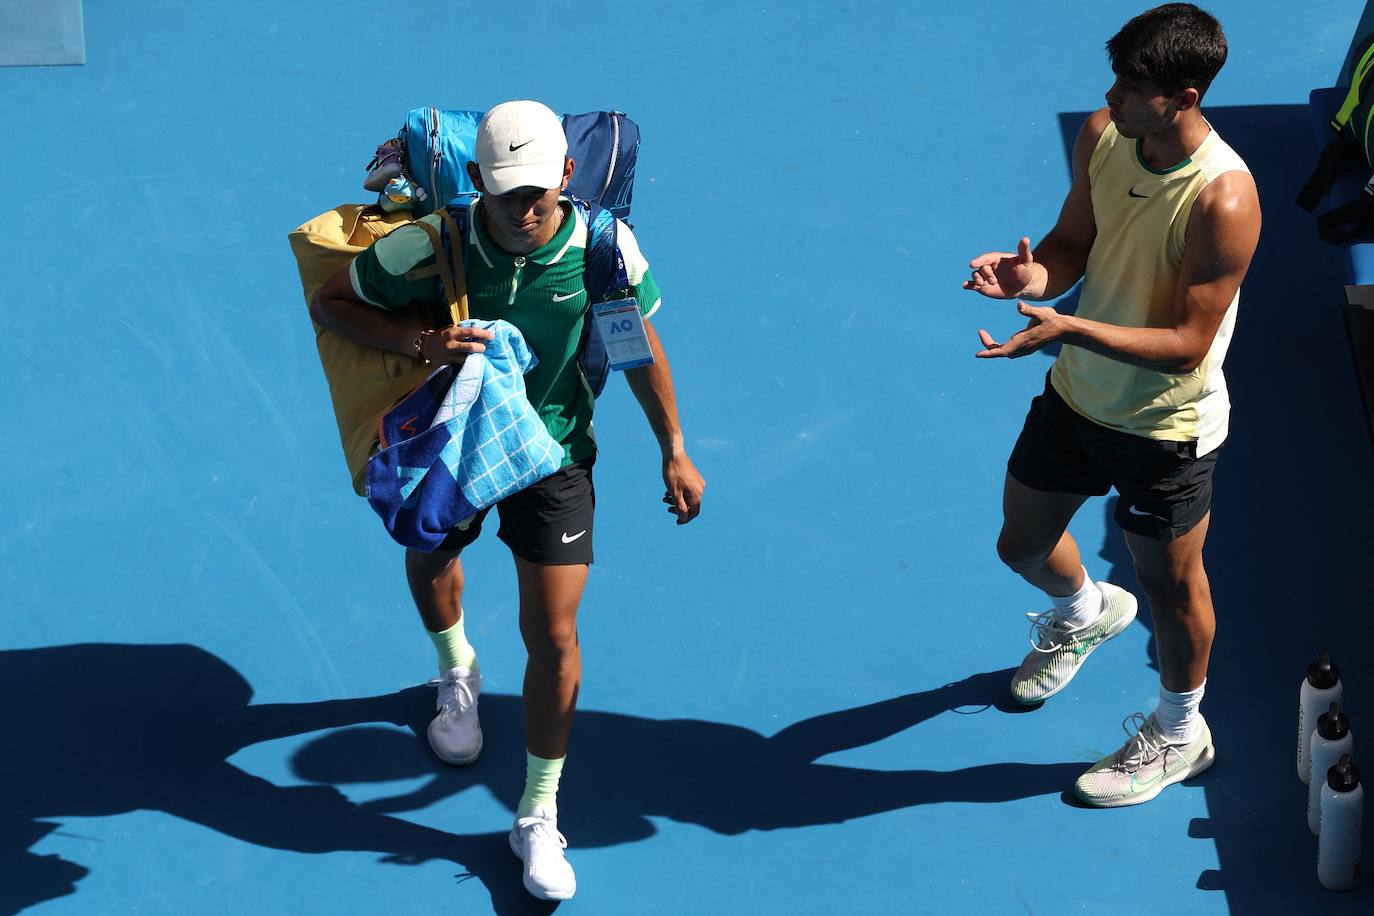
{"left": 1107, "top": 4, "right": 1227, "bottom": 98}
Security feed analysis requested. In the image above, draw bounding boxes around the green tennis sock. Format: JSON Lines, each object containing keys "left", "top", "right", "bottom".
{"left": 427, "top": 613, "right": 477, "bottom": 671}
{"left": 517, "top": 752, "right": 565, "bottom": 817}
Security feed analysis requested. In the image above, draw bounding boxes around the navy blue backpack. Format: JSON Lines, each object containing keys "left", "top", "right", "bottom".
{"left": 393, "top": 107, "right": 639, "bottom": 395}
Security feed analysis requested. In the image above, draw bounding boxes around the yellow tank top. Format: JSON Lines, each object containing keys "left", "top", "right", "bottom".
{"left": 1049, "top": 122, "right": 1249, "bottom": 456}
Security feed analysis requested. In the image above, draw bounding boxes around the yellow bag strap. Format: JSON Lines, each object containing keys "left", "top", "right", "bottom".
{"left": 413, "top": 220, "right": 467, "bottom": 325}
{"left": 435, "top": 208, "right": 469, "bottom": 323}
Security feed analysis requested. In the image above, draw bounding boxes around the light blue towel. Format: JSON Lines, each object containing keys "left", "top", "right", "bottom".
{"left": 365, "top": 319, "right": 565, "bottom": 551}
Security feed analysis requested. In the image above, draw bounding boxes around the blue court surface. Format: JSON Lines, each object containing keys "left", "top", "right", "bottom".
{"left": 4, "top": 2, "right": 1374, "bottom": 914}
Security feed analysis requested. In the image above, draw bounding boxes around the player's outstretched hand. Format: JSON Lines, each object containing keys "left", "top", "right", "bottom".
{"left": 964, "top": 236, "right": 1039, "bottom": 300}
{"left": 975, "top": 301, "right": 1064, "bottom": 359}
{"left": 661, "top": 453, "right": 705, "bottom": 525}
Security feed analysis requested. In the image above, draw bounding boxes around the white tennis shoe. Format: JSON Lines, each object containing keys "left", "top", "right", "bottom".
{"left": 509, "top": 806, "right": 576, "bottom": 900}
{"left": 426, "top": 666, "right": 482, "bottom": 765}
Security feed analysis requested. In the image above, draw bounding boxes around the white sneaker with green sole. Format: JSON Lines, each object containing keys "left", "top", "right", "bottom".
{"left": 1075, "top": 712, "right": 1215, "bottom": 807}
{"left": 1009, "top": 580, "right": 1137, "bottom": 705}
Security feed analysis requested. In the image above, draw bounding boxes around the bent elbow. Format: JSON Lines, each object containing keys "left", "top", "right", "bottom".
{"left": 1167, "top": 332, "right": 1209, "bottom": 374}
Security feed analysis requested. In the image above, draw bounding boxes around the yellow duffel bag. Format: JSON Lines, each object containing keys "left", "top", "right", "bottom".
{"left": 287, "top": 204, "right": 466, "bottom": 495}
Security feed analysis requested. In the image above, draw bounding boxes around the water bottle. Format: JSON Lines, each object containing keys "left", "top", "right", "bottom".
{"left": 1309, "top": 702, "right": 1353, "bottom": 835}
{"left": 1299, "top": 650, "right": 1342, "bottom": 784}
{"left": 1318, "top": 754, "right": 1363, "bottom": 891}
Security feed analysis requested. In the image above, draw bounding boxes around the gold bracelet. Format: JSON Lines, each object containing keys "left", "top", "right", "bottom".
{"left": 412, "top": 329, "right": 434, "bottom": 362}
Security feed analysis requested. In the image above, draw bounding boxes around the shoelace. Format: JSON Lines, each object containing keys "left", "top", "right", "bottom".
{"left": 1025, "top": 609, "right": 1086, "bottom": 654}
{"left": 516, "top": 815, "right": 569, "bottom": 853}
{"left": 427, "top": 672, "right": 476, "bottom": 718}
{"left": 1114, "top": 712, "right": 1179, "bottom": 772}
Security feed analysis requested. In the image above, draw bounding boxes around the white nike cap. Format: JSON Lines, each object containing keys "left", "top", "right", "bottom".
{"left": 475, "top": 100, "right": 568, "bottom": 195}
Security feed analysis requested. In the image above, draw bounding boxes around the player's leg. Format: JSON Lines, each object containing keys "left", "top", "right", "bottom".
{"left": 494, "top": 460, "right": 595, "bottom": 901}
{"left": 515, "top": 559, "right": 587, "bottom": 763}
{"left": 1074, "top": 446, "right": 1219, "bottom": 807}
{"left": 997, "top": 471, "right": 1090, "bottom": 597}
{"left": 1000, "top": 381, "right": 1137, "bottom": 704}
{"left": 406, "top": 513, "right": 491, "bottom": 765}
{"left": 1126, "top": 513, "right": 1214, "bottom": 696}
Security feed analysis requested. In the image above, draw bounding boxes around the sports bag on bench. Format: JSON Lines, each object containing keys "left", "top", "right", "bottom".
{"left": 1299, "top": 32, "right": 1374, "bottom": 243}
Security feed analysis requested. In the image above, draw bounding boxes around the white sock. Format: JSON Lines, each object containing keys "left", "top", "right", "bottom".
{"left": 1051, "top": 568, "right": 1102, "bottom": 628}
{"left": 1154, "top": 681, "right": 1206, "bottom": 743}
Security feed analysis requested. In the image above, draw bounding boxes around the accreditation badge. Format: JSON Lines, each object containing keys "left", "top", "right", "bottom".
{"left": 592, "top": 298, "right": 655, "bottom": 371}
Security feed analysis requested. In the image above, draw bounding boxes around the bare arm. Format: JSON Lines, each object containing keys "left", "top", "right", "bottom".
{"left": 624, "top": 318, "right": 706, "bottom": 524}
{"left": 976, "top": 169, "right": 1262, "bottom": 371}
{"left": 965, "top": 108, "right": 1108, "bottom": 301}
{"left": 1059, "top": 170, "right": 1261, "bottom": 370}
{"left": 311, "top": 262, "right": 492, "bottom": 362}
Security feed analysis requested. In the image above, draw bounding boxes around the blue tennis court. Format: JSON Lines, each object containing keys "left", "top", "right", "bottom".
{"left": 3, "top": 1, "right": 1373, "bottom": 913}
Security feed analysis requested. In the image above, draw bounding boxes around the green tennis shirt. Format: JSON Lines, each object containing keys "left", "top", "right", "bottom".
{"left": 349, "top": 198, "right": 661, "bottom": 466}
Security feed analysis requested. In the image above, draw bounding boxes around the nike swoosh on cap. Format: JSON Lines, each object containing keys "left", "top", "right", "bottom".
{"left": 553, "top": 290, "right": 585, "bottom": 302}
{"left": 509, "top": 139, "right": 536, "bottom": 152}
{"left": 561, "top": 530, "right": 587, "bottom": 544}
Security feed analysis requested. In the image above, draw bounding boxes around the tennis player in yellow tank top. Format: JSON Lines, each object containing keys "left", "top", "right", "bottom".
{"left": 962, "top": 4, "right": 1261, "bottom": 808}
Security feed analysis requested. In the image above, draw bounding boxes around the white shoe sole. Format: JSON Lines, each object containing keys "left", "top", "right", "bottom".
{"left": 1012, "top": 585, "right": 1138, "bottom": 706}
{"left": 508, "top": 832, "right": 576, "bottom": 900}
{"left": 1076, "top": 742, "right": 1216, "bottom": 808}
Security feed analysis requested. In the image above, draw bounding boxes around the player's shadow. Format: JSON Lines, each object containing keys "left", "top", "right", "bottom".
{"left": 0, "top": 643, "right": 535, "bottom": 916}
{"left": 1, "top": 642, "right": 1084, "bottom": 916}
{"left": 293, "top": 669, "right": 1081, "bottom": 846}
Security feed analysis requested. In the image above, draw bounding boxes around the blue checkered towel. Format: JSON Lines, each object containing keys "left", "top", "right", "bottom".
{"left": 365, "top": 320, "right": 565, "bottom": 551}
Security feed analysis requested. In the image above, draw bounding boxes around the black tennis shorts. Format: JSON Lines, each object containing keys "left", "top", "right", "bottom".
{"left": 437, "top": 458, "right": 596, "bottom": 564}
{"left": 1007, "top": 378, "right": 1219, "bottom": 542}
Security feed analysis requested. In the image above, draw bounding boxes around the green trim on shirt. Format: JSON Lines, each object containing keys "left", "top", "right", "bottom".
{"left": 1135, "top": 139, "right": 1193, "bottom": 175}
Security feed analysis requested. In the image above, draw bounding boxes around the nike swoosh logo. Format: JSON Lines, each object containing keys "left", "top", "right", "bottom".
{"left": 509, "top": 139, "right": 536, "bottom": 152}
{"left": 1126, "top": 504, "right": 1164, "bottom": 518}
{"left": 552, "top": 290, "right": 585, "bottom": 302}
{"left": 1129, "top": 747, "right": 1192, "bottom": 791}
{"left": 1128, "top": 186, "right": 1149, "bottom": 198}
{"left": 1070, "top": 627, "right": 1107, "bottom": 656}
{"left": 561, "top": 530, "right": 587, "bottom": 544}
{"left": 1130, "top": 767, "right": 1169, "bottom": 791}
